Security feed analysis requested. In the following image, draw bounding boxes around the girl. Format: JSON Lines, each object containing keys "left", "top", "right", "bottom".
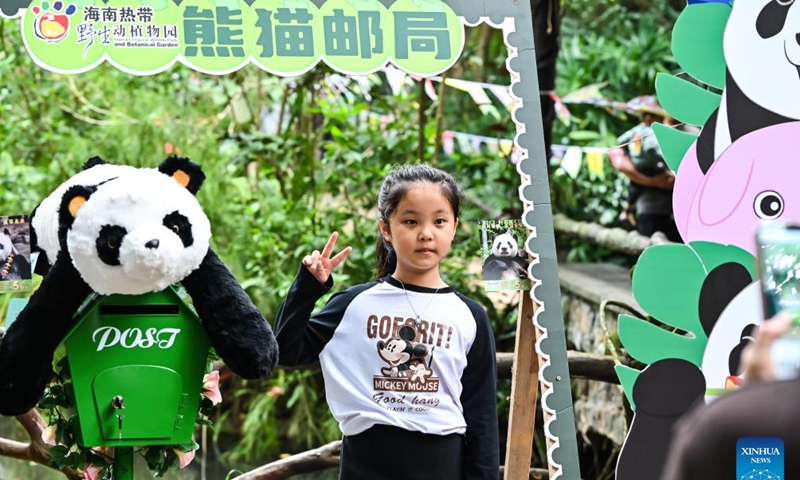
{"left": 275, "top": 164, "right": 499, "bottom": 479}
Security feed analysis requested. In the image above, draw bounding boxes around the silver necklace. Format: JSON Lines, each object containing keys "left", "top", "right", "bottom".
{"left": 395, "top": 277, "right": 441, "bottom": 327}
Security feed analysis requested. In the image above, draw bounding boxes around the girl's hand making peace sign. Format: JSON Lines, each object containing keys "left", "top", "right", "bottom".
{"left": 303, "top": 232, "right": 353, "bottom": 284}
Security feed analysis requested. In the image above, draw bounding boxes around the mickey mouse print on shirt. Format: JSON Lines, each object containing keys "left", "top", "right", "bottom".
{"left": 377, "top": 325, "right": 434, "bottom": 381}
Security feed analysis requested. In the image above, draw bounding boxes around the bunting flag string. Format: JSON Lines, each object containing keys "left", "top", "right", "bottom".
{"left": 323, "top": 73, "right": 641, "bottom": 180}
{"left": 442, "top": 130, "right": 523, "bottom": 164}
{"left": 381, "top": 68, "right": 664, "bottom": 122}
{"left": 338, "top": 68, "right": 656, "bottom": 129}
{"left": 443, "top": 130, "right": 626, "bottom": 179}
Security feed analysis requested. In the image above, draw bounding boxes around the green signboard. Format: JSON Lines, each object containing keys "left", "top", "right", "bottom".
{"left": 18, "top": 0, "right": 463, "bottom": 76}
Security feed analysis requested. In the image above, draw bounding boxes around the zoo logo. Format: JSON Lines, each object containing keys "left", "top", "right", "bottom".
{"left": 31, "top": 1, "right": 77, "bottom": 43}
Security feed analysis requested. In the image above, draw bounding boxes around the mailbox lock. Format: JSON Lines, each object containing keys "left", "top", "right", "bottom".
{"left": 111, "top": 396, "right": 125, "bottom": 440}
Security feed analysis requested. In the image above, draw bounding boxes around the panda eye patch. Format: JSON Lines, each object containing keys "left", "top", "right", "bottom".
{"left": 163, "top": 211, "right": 194, "bottom": 247}
{"left": 96, "top": 225, "right": 127, "bottom": 266}
{"left": 757, "top": 0, "right": 794, "bottom": 39}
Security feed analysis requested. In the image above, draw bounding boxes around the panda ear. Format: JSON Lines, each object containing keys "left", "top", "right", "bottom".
{"left": 3, "top": 228, "right": 9, "bottom": 236}
{"left": 82, "top": 156, "right": 108, "bottom": 171}
{"left": 158, "top": 156, "right": 206, "bottom": 195}
{"left": 58, "top": 185, "right": 97, "bottom": 228}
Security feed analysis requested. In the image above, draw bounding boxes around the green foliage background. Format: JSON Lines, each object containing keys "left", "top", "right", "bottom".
{"left": 552, "top": 0, "right": 679, "bottom": 266}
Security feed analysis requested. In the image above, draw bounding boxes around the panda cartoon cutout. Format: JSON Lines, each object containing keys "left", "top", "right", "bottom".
{"left": 691, "top": 0, "right": 800, "bottom": 174}
{"left": 482, "top": 229, "right": 528, "bottom": 282}
{"left": 0, "top": 157, "right": 279, "bottom": 416}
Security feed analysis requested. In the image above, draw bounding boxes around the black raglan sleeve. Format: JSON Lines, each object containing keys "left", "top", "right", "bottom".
{"left": 459, "top": 295, "right": 500, "bottom": 480}
{"left": 276, "top": 266, "right": 371, "bottom": 367}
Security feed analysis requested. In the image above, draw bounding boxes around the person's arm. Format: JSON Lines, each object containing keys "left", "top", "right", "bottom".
{"left": 459, "top": 297, "right": 500, "bottom": 480}
{"left": 275, "top": 266, "right": 337, "bottom": 366}
{"left": 615, "top": 153, "right": 675, "bottom": 190}
{"left": 276, "top": 232, "right": 353, "bottom": 366}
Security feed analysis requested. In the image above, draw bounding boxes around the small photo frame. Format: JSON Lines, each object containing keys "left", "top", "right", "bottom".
{"left": 0, "top": 215, "right": 33, "bottom": 293}
{"left": 479, "top": 219, "right": 531, "bottom": 292}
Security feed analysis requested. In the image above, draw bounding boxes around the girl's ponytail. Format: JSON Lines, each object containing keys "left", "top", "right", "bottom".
{"left": 375, "top": 234, "right": 396, "bottom": 278}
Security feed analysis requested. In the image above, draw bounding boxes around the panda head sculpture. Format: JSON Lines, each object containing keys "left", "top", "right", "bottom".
{"left": 0, "top": 156, "right": 278, "bottom": 416}
{"left": 58, "top": 158, "right": 211, "bottom": 295}
{"left": 724, "top": 0, "right": 800, "bottom": 119}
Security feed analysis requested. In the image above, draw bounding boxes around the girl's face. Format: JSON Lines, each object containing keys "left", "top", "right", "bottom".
{"left": 379, "top": 182, "right": 458, "bottom": 286}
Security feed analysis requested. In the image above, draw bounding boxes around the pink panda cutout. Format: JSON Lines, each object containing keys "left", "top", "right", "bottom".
{"left": 679, "top": 122, "right": 800, "bottom": 255}
{"left": 673, "top": 140, "right": 703, "bottom": 239}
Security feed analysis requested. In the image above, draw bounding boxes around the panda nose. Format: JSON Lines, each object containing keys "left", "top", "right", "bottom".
{"left": 145, "top": 239, "right": 160, "bottom": 250}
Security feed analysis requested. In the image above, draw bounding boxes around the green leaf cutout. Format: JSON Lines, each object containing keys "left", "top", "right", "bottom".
{"left": 618, "top": 314, "right": 707, "bottom": 367}
{"left": 672, "top": 3, "right": 730, "bottom": 89}
{"left": 656, "top": 73, "right": 721, "bottom": 126}
{"left": 652, "top": 122, "right": 697, "bottom": 172}
{"left": 615, "top": 364, "right": 641, "bottom": 411}
{"left": 633, "top": 244, "right": 709, "bottom": 334}
{"left": 690, "top": 241, "right": 757, "bottom": 280}
{"left": 621, "top": 242, "right": 757, "bottom": 369}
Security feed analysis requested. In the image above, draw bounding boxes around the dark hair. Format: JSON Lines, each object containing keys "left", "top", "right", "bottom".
{"left": 375, "top": 164, "right": 462, "bottom": 278}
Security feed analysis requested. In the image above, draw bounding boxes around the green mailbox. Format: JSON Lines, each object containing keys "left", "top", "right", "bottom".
{"left": 62, "top": 286, "right": 210, "bottom": 447}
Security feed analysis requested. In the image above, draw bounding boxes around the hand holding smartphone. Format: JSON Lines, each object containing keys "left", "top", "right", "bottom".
{"left": 756, "top": 222, "right": 800, "bottom": 380}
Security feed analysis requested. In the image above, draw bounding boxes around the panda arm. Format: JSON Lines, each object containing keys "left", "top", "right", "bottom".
{"left": 29, "top": 203, "right": 53, "bottom": 277}
{"left": 513, "top": 257, "right": 529, "bottom": 276}
{"left": 0, "top": 256, "right": 92, "bottom": 416}
{"left": 180, "top": 248, "right": 278, "bottom": 380}
{"left": 458, "top": 296, "right": 500, "bottom": 480}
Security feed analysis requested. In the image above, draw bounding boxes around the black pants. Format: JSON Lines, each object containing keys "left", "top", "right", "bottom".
{"left": 339, "top": 424, "right": 464, "bottom": 480}
{"left": 637, "top": 214, "right": 681, "bottom": 242}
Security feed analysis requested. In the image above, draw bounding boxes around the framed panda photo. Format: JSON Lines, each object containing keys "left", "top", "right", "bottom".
{"left": 479, "top": 219, "right": 531, "bottom": 292}
{"left": 0, "top": 215, "right": 33, "bottom": 294}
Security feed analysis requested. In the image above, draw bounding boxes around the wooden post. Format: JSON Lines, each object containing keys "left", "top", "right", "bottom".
{"left": 503, "top": 292, "right": 540, "bottom": 480}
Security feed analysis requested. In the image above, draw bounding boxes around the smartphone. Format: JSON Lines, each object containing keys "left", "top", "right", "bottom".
{"left": 755, "top": 221, "right": 800, "bottom": 379}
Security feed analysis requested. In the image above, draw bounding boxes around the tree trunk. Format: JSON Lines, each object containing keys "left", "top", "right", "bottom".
{"left": 233, "top": 441, "right": 557, "bottom": 480}
{"left": 553, "top": 213, "right": 672, "bottom": 256}
{"left": 233, "top": 441, "right": 341, "bottom": 480}
{"left": 0, "top": 410, "right": 81, "bottom": 479}
{"left": 530, "top": 0, "right": 561, "bottom": 176}
{"left": 498, "top": 351, "right": 625, "bottom": 384}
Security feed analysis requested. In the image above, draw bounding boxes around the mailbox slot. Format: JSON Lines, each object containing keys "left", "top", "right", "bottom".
{"left": 99, "top": 305, "right": 179, "bottom": 315}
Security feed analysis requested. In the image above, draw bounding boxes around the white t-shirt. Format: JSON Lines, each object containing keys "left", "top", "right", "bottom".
{"left": 276, "top": 268, "right": 499, "bottom": 478}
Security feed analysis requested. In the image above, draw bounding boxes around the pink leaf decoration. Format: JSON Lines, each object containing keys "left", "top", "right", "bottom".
{"left": 175, "top": 448, "right": 196, "bottom": 469}
{"left": 41, "top": 424, "right": 58, "bottom": 446}
{"left": 83, "top": 464, "right": 102, "bottom": 480}
{"left": 202, "top": 370, "right": 222, "bottom": 405}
